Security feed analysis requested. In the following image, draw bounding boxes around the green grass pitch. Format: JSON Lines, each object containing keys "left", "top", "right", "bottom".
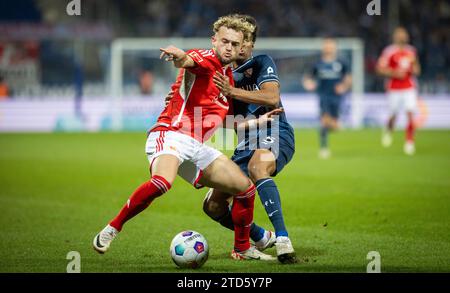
{"left": 0, "top": 129, "right": 449, "bottom": 272}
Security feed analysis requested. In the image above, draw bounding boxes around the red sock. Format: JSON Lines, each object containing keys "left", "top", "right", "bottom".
{"left": 406, "top": 120, "right": 415, "bottom": 142}
{"left": 109, "top": 175, "right": 171, "bottom": 231}
{"left": 231, "top": 184, "right": 256, "bottom": 252}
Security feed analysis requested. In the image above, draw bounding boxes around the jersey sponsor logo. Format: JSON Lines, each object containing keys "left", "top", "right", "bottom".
{"left": 398, "top": 56, "right": 413, "bottom": 70}
{"left": 318, "top": 67, "right": 342, "bottom": 79}
{"left": 332, "top": 62, "right": 342, "bottom": 72}
{"left": 212, "top": 92, "right": 229, "bottom": 110}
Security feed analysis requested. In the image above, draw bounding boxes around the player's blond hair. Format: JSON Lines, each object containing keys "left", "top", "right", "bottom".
{"left": 212, "top": 14, "right": 255, "bottom": 42}
{"left": 232, "top": 14, "right": 258, "bottom": 43}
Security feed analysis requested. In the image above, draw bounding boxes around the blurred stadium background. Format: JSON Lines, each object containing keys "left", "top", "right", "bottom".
{"left": 0, "top": 0, "right": 448, "bottom": 131}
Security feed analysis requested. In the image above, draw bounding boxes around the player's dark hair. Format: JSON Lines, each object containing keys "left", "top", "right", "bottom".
{"left": 242, "top": 15, "right": 258, "bottom": 43}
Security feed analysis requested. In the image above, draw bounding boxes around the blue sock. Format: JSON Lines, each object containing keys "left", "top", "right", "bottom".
{"left": 320, "top": 126, "right": 328, "bottom": 148}
{"left": 256, "top": 178, "right": 288, "bottom": 237}
{"left": 250, "top": 222, "right": 265, "bottom": 242}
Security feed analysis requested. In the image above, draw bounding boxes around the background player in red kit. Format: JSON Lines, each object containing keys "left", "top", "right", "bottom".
{"left": 376, "top": 27, "right": 421, "bottom": 155}
{"left": 93, "top": 15, "right": 275, "bottom": 260}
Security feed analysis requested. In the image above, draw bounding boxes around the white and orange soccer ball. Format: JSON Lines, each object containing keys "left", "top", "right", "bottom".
{"left": 170, "top": 230, "right": 209, "bottom": 269}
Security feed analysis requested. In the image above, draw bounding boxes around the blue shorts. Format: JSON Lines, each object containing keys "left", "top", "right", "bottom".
{"left": 319, "top": 95, "right": 342, "bottom": 118}
{"left": 231, "top": 126, "right": 295, "bottom": 177}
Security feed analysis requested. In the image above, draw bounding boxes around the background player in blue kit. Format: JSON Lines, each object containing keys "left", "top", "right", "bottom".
{"left": 205, "top": 15, "right": 297, "bottom": 264}
{"left": 303, "top": 38, "right": 352, "bottom": 159}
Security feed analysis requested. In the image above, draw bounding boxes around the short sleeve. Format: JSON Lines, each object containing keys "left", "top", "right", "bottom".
{"left": 186, "top": 49, "right": 214, "bottom": 75}
{"left": 377, "top": 47, "right": 391, "bottom": 68}
{"left": 256, "top": 55, "right": 280, "bottom": 87}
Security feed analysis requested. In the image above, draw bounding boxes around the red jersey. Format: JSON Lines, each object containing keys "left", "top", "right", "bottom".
{"left": 378, "top": 44, "right": 418, "bottom": 90}
{"left": 152, "top": 49, "right": 234, "bottom": 142}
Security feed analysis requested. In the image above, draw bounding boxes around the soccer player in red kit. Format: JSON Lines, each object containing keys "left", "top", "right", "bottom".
{"left": 93, "top": 15, "right": 275, "bottom": 260}
{"left": 376, "top": 27, "right": 421, "bottom": 155}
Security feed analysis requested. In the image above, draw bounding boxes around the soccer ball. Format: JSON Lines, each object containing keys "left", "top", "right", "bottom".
{"left": 170, "top": 230, "right": 209, "bottom": 269}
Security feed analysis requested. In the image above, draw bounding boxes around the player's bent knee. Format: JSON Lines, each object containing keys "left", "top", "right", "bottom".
{"left": 221, "top": 172, "right": 252, "bottom": 195}
{"left": 248, "top": 159, "right": 273, "bottom": 182}
{"left": 248, "top": 165, "right": 266, "bottom": 182}
{"left": 331, "top": 121, "right": 339, "bottom": 131}
{"left": 202, "top": 199, "right": 224, "bottom": 219}
{"left": 234, "top": 178, "right": 253, "bottom": 195}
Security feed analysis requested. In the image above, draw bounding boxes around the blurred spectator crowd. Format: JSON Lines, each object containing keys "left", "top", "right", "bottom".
{"left": 0, "top": 0, "right": 448, "bottom": 96}
{"left": 119, "top": 0, "right": 449, "bottom": 93}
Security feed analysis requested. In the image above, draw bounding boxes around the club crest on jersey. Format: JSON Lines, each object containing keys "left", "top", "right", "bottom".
{"left": 188, "top": 51, "right": 203, "bottom": 63}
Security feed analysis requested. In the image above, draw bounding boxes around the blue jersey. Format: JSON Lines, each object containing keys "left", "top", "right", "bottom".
{"left": 312, "top": 59, "right": 348, "bottom": 98}
{"left": 232, "top": 54, "right": 291, "bottom": 131}
{"left": 230, "top": 54, "right": 295, "bottom": 176}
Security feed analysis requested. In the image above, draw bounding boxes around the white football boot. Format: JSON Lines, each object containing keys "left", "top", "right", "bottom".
{"left": 382, "top": 131, "right": 393, "bottom": 148}
{"left": 275, "top": 236, "right": 298, "bottom": 264}
{"left": 404, "top": 141, "right": 415, "bottom": 155}
{"left": 93, "top": 224, "right": 118, "bottom": 254}
{"left": 319, "top": 148, "right": 331, "bottom": 159}
{"left": 231, "top": 246, "right": 276, "bottom": 261}
{"left": 255, "top": 230, "right": 276, "bottom": 252}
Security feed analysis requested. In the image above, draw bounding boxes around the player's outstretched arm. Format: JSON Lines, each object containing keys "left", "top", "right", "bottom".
{"left": 412, "top": 57, "right": 421, "bottom": 76}
{"left": 375, "top": 57, "right": 408, "bottom": 79}
{"left": 160, "top": 46, "right": 195, "bottom": 68}
{"left": 213, "top": 71, "right": 280, "bottom": 107}
{"left": 235, "top": 108, "right": 284, "bottom": 131}
{"left": 376, "top": 64, "right": 405, "bottom": 79}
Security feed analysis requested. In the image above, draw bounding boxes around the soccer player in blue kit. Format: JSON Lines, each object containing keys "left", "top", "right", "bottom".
{"left": 303, "top": 38, "right": 352, "bottom": 159}
{"left": 204, "top": 15, "right": 297, "bottom": 263}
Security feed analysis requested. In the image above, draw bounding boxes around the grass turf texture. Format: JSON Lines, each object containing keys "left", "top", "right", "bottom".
{"left": 0, "top": 129, "right": 449, "bottom": 272}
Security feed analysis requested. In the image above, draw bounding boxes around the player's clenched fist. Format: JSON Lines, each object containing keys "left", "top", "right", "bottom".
{"left": 213, "top": 71, "right": 233, "bottom": 96}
